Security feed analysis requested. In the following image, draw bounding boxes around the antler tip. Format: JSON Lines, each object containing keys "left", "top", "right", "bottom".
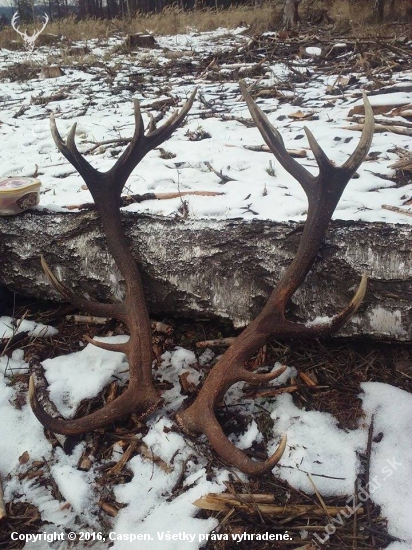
{"left": 28, "top": 376, "right": 39, "bottom": 412}
{"left": 351, "top": 272, "right": 368, "bottom": 310}
{"left": 361, "top": 90, "right": 374, "bottom": 120}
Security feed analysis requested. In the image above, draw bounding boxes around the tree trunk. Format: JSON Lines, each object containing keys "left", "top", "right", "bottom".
{"left": 374, "top": 0, "right": 385, "bottom": 23}
{"left": 0, "top": 211, "right": 411, "bottom": 341}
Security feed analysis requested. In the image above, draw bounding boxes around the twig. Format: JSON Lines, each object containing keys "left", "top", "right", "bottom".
{"left": 98, "top": 499, "right": 119, "bottom": 517}
{"left": 365, "top": 416, "right": 376, "bottom": 547}
{"left": 169, "top": 456, "right": 193, "bottom": 496}
{"left": 353, "top": 479, "right": 358, "bottom": 549}
{"left": 194, "top": 493, "right": 364, "bottom": 517}
{"left": 0, "top": 331, "right": 29, "bottom": 354}
{"left": 151, "top": 321, "right": 173, "bottom": 335}
{"left": 65, "top": 315, "right": 173, "bottom": 335}
{"left": 108, "top": 440, "right": 138, "bottom": 475}
{"left": 382, "top": 204, "right": 412, "bottom": 217}
{"left": 243, "top": 144, "right": 307, "bottom": 157}
{"left": 350, "top": 115, "right": 412, "bottom": 130}
{"left": 196, "top": 337, "right": 236, "bottom": 348}
{"left": 199, "top": 57, "right": 217, "bottom": 78}
{"left": 243, "top": 385, "right": 299, "bottom": 398}
{"left": 84, "top": 137, "right": 131, "bottom": 154}
{"left": 66, "top": 315, "right": 109, "bottom": 325}
{"left": 0, "top": 473, "right": 6, "bottom": 519}
{"left": 307, "top": 473, "right": 332, "bottom": 521}
{"left": 204, "top": 162, "right": 236, "bottom": 184}
{"left": 344, "top": 123, "right": 412, "bottom": 136}
{"left": 63, "top": 190, "right": 224, "bottom": 210}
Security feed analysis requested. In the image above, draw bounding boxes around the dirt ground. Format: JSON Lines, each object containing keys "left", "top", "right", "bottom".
{"left": 1, "top": 289, "right": 411, "bottom": 549}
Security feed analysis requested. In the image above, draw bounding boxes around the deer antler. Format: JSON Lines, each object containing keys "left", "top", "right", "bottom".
{"left": 175, "top": 81, "right": 374, "bottom": 475}
{"left": 29, "top": 90, "right": 197, "bottom": 434}
{"left": 11, "top": 12, "right": 49, "bottom": 52}
{"left": 29, "top": 82, "right": 373, "bottom": 476}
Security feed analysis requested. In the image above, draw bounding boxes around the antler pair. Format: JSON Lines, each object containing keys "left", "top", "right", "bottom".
{"left": 11, "top": 12, "right": 49, "bottom": 52}
{"left": 30, "top": 82, "right": 374, "bottom": 475}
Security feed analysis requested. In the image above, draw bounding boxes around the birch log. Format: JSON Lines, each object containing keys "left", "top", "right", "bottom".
{"left": 0, "top": 211, "right": 411, "bottom": 340}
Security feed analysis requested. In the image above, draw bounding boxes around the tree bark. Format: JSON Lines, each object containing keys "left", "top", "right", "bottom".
{"left": 0, "top": 211, "right": 411, "bottom": 341}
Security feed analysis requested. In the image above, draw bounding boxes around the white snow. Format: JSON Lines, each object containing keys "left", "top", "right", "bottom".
{"left": 0, "top": 316, "right": 58, "bottom": 339}
{"left": 0, "top": 333, "right": 411, "bottom": 548}
{"left": 0, "top": 28, "right": 410, "bottom": 225}
{"left": 41, "top": 335, "right": 129, "bottom": 416}
{"left": 271, "top": 393, "right": 363, "bottom": 495}
{"left": 361, "top": 382, "right": 412, "bottom": 543}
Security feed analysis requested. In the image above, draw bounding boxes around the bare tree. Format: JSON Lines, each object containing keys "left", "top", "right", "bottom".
{"left": 374, "top": 0, "right": 385, "bottom": 22}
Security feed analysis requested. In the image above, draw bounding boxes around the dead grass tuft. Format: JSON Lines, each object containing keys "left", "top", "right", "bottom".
{"left": 0, "top": 62, "right": 40, "bottom": 82}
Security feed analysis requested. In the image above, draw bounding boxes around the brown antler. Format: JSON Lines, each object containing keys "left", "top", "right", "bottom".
{"left": 29, "top": 90, "right": 196, "bottom": 434}
{"left": 175, "top": 81, "right": 374, "bottom": 475}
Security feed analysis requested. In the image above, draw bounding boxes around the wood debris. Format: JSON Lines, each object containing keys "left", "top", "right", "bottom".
{"left": 0, "top": 473, "right": 6, "bottom": 520}
{"left": 382, "top": 204, "right": 412, "bottom": 217}
{"left": 63, "top": 190, "right": 224, "bottom": 210}
{"left": 243, "top": 144, "right": 307, "bottom": 157}
{"left": 194, "top": 493, "right": 364, "bottom": 518}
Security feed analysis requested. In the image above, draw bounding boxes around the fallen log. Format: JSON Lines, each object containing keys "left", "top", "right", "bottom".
{"left": 0, "top": 211, "right": 411, "bottom": 340}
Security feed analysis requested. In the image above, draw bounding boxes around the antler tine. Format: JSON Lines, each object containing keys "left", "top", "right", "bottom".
{"left": 176, "top": 83, "right": 374, "bottom": 475}
{"left": 303, "top": 92, "right": 374, "bottom": 177}
{"left": 303, "top": 126, "right": 332, "bottom": 172}
{"left": 203, "top": 417, "right": 287, "bottom": 476}
{"left": 11, "top": 12, "right": 24, "bottom": 39}
{"left": 146, "top": 88, "right": 197, "bottom": 140}
{"left": 240, "top": 82, "right": 375, "bottom": 199}
{"left": 109, "top": 88, "right": 197, "bottom": 192}
{"left": 39, "top": 13, "right": 49, "bottom": 34}
{"left": 279, "top": 271, "right": 367, "bottom": 339}
{"left": 343, "top": 91, "right": 374, "bottom": 172}
{"left": 241, "top": 365, "right": 287, "bottom": 384}
{"left": 84, "top": 335, "right": 128, "bottom": 353}
{"left": 278, "top": 272, "right": 368, "bottom": 339}
{"left": 41, "top": 255, "right": 122, "bottom": 319}
{"left": 50, "top": 116, "right": 101, "bottom": 186}
{"left": 29, "top": 376, "right": 158, "bottom": 435}
{"left": 239, "top": 80, "right": 315, "bottom": 193}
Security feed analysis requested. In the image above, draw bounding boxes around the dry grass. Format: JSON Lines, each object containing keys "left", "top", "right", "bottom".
{"left": 0, "top": 5, "right": 274, "bottom": 46}
{"left": 0, "top": 0, "right": 409, "bottom": 47}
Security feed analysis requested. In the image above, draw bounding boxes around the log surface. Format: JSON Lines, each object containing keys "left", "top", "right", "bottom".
{"left": 0, "top": 211, "right": 411, "bottom": 340}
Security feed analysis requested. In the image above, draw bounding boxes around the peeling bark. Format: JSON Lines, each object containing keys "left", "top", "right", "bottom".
{"left": 0, "top": 211, "right": 411, "bottom": 340}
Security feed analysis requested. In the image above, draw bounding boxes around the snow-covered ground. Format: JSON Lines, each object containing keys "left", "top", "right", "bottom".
{"left": 0, "top": 27, "right": 410, "bottom": 224}
{"left": 0, "top": 26, "right": 412, "bottom": 549}
{"left": 1, "top": 316, "right": 412, "bottom": 549}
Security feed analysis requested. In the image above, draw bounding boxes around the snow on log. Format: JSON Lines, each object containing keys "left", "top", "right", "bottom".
{"left": 0, "top": 211, "right": 411, "bottom": 340}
